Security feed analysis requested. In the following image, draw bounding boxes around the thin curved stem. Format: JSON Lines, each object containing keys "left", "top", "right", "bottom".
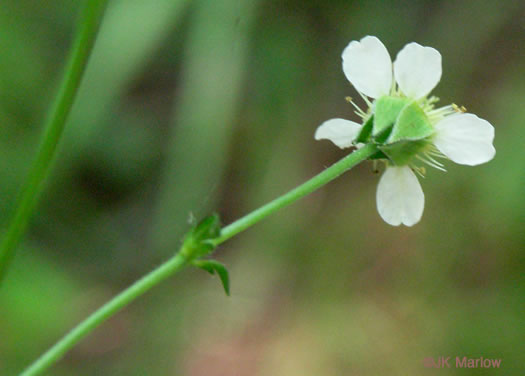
{"left": 0, "top": 0, "right": 109, "bottom": 282}
{"left": 20, "top": 143, "right": 377, "bottom": 376}
{"left": 213, "top": 143, "right": 378, "bottom": 245}
{"left": 19, "top": 252, "right": 188, "bottom": 376}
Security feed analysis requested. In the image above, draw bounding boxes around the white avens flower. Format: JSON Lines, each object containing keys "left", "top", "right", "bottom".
{"left": 315, "top": 118, "right": 362, "bottom": 148}
{"left": 315, "top": 35, "right": 495, "bottom": 226}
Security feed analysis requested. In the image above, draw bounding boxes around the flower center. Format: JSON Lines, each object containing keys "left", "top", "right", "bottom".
{"left": 354, "top": 95, "right": 436, "bottom": 166}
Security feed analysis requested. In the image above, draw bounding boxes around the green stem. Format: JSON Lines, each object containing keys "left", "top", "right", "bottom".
{"left": 0, "top": 0, "right": 109, "bottom": 282}
{"left": 19, "top": 252, "right": 189, "bottom": 376}
{"left": 20, "top": 143, "right": 377, "bottom": 375}
{"left": 213, "top": 143, "right": 378, "bottom": 245}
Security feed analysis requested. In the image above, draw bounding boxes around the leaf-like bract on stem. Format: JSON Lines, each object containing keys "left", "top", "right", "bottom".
{"left": 193, "top": 259, "right": 230, "bottom": 296}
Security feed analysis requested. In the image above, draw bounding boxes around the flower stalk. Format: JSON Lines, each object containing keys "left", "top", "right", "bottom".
{"left": 0, "top": 0, "right": 110, "bottom": 282}
{"left": 212, "top": 143, "right": 378, "bottom": 245}
{"left": 20, "top": 143, "right": 378, "bottom": 376}
{"left": 20, "top": 252, "right": 189, "bottom": 376}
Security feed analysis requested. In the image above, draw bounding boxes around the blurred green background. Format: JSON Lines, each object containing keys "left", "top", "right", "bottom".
{"left": 1, "top": 0, "right": 524, "bottom": 374}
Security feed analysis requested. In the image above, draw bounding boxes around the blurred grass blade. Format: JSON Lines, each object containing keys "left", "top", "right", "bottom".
{"left": 150, "top": 0, "right": 260, "bottom": 252}
{"left": 0, "top": 0, "right": 109, "bottom": 283}
{"left": 60, "top": 0, "right": 191, "bottom": 154}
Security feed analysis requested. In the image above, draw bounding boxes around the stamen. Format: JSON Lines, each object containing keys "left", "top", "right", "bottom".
{"left": 370, "top": 160, "right": 381, "bottom": 174}
{"left": 416, "top": 155, "right": 447, "bottom": 171}
{"left": 354, "top": 110, "right": 366, "bottom": 119}
{"left": 427, "top": 152, "right": 447, "bottom": 160}
{"left": 345, "top": 96, "right": 367, "bottom": 119}
{"left": 357, "top": 91, "right": 373, "bottom": 108}
{"left": 427, "top": 103, "right": 459, "bottom": 124}
{"left": 418, "top": 96, "right": 440, "bottom": 113}
{"left": 389, "top": 80, "right": 397, "bottom": 96}
{"left": 427, "top": 105, "right": 455, "bottom": 117}
{"left": 452, "top": 103, "right": 467, "bottom": 113}
{"left": 423, "top": 152, "right": 445, "bottom": 167}
{"left": 426, "top": 145, "right": 447, "bottom": 159}
{"left": 411, "top": 165, "right": 426, "bottom": 178}
{"left": 427, "top": 96, "right": 440, "bottom": 105}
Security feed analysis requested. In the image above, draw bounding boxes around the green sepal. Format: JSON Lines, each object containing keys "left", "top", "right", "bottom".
{"left": 372, "top": 96, "right": 410, "bottom": 139}
{"left": 380, "top": 139, "right": 429, "bottom": 165}
{"left": 354, "top": 115, "right": 374, "bottom": 144}
{"left": 192, "top": 259, "right": 230, "bottom": 296}
{"left": 192, "top": 213, "right": 221, "bottom": 241}
{"left": 181, "top": 213, "right": 221, "bottom": 260}
{"left": 368, "top": 150, "right": 388, "bottom": 160}
{"left": 386, "top": 101, "right": 434, "bottom": 144}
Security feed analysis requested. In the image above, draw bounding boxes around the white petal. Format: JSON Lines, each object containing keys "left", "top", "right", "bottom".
{"left": 314, "top": 118, "right": 362, "bottom": 149}
{"left": 342, "top": 36, "right": 392, "bottom": 99}
{"left": 433, "top": 113, "right": 495, "bottom": 165}
{"left": 376, "top": 166, "right": 424, "bottom": 226}
{"left": 393, "top": 42, "right": 441, "bottom": 99}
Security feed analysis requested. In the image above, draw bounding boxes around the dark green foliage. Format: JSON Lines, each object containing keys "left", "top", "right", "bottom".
{"left": 192, "top": 259, "right": 230, "bottom": 296}
{"left": 182, "top": 213, "right": 221, "bottom": 260}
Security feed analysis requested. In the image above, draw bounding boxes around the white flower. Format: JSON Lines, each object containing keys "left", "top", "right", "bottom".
{"left": 314, "top": 118, "right": 362, "bottom": 149}
{"left": 315, "top": 36, "right": 495, "bottom": 226}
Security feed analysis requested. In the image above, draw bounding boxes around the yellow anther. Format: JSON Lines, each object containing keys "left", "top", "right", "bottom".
{"left": 345, "top": 96, "right": 353, "bottom": 103}
{"left": 411, "top": 165, "right": 427, "bottom": 178}
{"left": 452, "top": 103, "right": 467, "bottom": 113}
